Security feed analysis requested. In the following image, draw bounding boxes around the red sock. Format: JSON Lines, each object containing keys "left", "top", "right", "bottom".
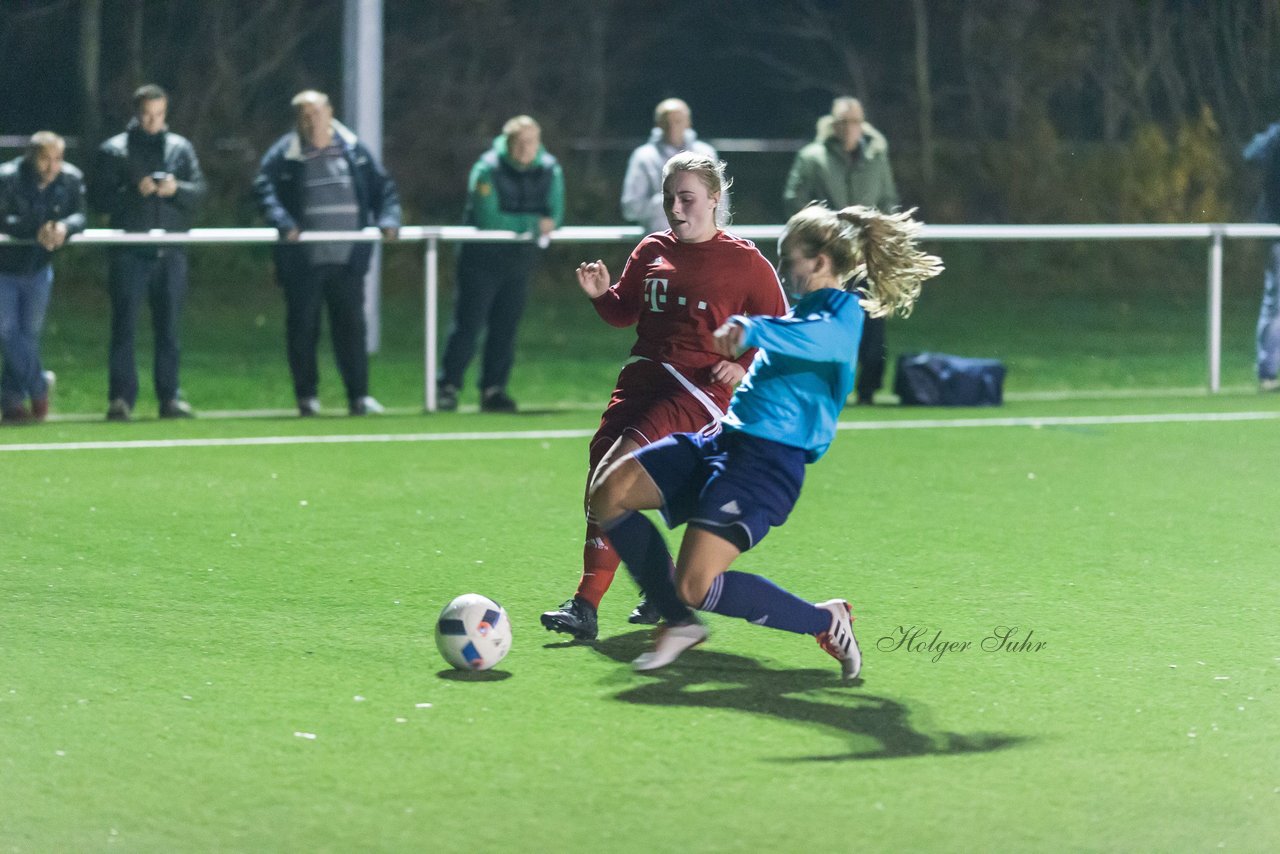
{"left": 575, "top": 522, "right": 622, "bottom": 608}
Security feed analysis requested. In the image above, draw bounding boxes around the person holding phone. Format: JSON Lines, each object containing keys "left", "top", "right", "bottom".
{"left": 92, "top": 84, "right": 206, "bottom": 421}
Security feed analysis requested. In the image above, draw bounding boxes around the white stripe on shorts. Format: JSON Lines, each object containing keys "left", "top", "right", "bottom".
{"left": 657, "top": 361, "right": 725, "bottom": 422}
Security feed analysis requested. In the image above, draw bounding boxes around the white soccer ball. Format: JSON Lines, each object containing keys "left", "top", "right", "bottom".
{"left": 434, "top": 594, "right": 512, "bottom": 671}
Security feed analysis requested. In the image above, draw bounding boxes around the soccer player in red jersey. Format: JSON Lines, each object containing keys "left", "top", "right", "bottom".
{"left": 541, "top": 152, "right": 788, "bottom": 641}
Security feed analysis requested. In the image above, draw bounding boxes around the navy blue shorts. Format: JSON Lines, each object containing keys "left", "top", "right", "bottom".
{"left": 634, "top": 430, "right": 807, "bottom": 552}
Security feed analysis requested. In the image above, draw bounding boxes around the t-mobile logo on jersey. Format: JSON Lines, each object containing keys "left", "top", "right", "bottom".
{"left": 644, "top": 278, "right": 709, "bottom": 313}
{"left": 644, "top": 277, "right": 670, "bottom": 312}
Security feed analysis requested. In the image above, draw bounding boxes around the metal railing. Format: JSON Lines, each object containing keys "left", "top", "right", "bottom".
{"left": 5, "top": 222, "right": 1278, "bottom": 409}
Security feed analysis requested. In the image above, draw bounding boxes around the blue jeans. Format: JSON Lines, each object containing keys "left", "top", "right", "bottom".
{"left": 0, "top": 265, "right": 53, "bottom": 410}
{"left": 1258, "top": 242, "right": 1280, "bottom": 381}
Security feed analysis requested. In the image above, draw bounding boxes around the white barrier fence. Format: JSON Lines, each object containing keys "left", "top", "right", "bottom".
{"left": 5, "top": 223, "right": 1279, "bottom": 409}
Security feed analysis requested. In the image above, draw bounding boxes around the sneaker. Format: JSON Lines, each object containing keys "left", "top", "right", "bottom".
{"left": 632, "top": 620, "right": 708, "bottom": 671}
{"left": 815, "top": 599, "right": 862, "bottom": 680}
{"left": 628, "top": 598, "right": 662, "bottom": 625}
{"left": 106, "top": 398, "right": 131, "bottom": 422}
{"left": 159, "top": 398, "right": 195, "bottom": 419}
{"left": 437, "top": 384, "right": 459, "bottom": 412}
{"left": 1261, "top": 378, "right": 1280, "bottom": 392}
{"left": 31, "top": 397, "right": 49, "bottom": 421}
{"left": 298, "top": 397, "right": 320, "bottom": 417}
{"left": 42, "top": 370, "right": 56, "bottom": 395}
{"left": 480, "top": 388, "right": 517, "bottom": 413}
{"left": 357, "top": 395, "right": 385, "bottom": 414}
{"left": 540, "top": 596, "right": 599, "bottom": 641}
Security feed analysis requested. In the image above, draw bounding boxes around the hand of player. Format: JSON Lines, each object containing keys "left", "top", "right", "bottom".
{"left": 138, "top": 175, "right": 159, "bottom": 197}
{"left": 283, "top": 228, "right": 301, "bottom": 242}
{"left": 575, "top": 260, "right": 611, "bottom": 298}
{"left": 381, "top": 227, "right": 399, "bottom": 241}
{"left": 36, "top": 220, "right": 68, "bottom": 251}
{"left": 712, "top": 320, "right": 745, "bottom": 358}
{"left": 709, "top": 359, "right": 746, "bottom": 387}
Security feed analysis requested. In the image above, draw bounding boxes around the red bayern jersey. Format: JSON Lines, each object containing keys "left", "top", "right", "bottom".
{"left": 590, "top": 230, "right": 788, "bottom": 383}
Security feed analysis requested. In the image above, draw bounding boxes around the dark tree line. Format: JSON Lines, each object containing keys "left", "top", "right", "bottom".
{"left": 2, "top": 0, "right": 1279, "bottom": 224}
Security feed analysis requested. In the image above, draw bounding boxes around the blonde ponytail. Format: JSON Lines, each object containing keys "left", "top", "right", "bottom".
{"left": 836, "top": 206, "right": 942, "bottom": 318}
{"left": 780, "top": 204, "right": 943, "bottom": 318}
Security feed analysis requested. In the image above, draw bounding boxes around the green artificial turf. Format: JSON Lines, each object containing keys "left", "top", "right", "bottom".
{"left": 2, "top": 398, "right": 1278, "bottom": 851}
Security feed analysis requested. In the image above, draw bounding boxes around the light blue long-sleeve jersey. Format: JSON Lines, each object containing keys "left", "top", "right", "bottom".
{"left": 720, "top": 287, "right": 864, "bottom": 462}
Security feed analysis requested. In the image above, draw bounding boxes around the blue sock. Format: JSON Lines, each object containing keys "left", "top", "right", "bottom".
{"left": 699, "top": 570, "right": 829, "bottom": 635}
{"left": 600, "top": 511, "right": 694, "bottom": 624}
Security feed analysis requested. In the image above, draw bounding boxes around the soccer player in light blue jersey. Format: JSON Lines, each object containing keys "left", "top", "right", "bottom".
{"left": 588, "top": 203, "right": 943, "bottom": 678}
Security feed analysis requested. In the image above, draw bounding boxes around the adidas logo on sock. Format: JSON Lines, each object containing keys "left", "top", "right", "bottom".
{"left": 719, "top": 500, "right": 741, "bottom": 515}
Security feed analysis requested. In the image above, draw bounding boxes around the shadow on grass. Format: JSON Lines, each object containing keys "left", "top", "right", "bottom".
{"left": 436, "top": 668, "right": 513, "bottom": 682}
{"left": 595, "top": 631, "right": 1024, "bottom": 762}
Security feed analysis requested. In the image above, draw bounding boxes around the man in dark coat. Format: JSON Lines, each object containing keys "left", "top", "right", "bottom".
{"left": 254, "top": 90, "right": 401, "bottom": 416}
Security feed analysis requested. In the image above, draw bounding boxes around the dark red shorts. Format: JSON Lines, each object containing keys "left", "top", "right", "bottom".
{"left": 589, "top": 360, "right": 728, "bottom": 467}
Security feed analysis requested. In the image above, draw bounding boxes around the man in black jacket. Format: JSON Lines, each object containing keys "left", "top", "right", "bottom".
{"left": 0, "top": 132, "right": 85, "bottom": 423}
{"left": 92, "top": 84, "right": 206, "bottom": 421}
{"left": 253, "top": 90, "right": 401, "bottom": 416}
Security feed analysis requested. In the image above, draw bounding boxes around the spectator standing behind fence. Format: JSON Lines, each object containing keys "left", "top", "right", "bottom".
{"left": 92, "top": 84, "right": 206, "bottom": 421}
{"left": 254, "top": 90, "right": 401, "bottom": 417}
{"left": 621, "top": 98, "right": 729, "bottom": 235}
{"left": 437, "top": 115, "right": 563, "bottom": 413}
{"left": 783, "top": 97, "right": 900, "bottom": 405}
{"left": 1244, "top": 120, "right": 1280, "bottom": 392}
{"left": 0, "top": 132, "right": 85, "bottom": 424}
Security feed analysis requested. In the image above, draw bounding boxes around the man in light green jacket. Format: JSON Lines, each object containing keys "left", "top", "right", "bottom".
{"left": 784, "top": 97, "right": 900, "bottom": 404}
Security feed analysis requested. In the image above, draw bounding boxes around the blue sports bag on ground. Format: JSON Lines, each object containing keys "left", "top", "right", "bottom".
{"left": 893, "top": 352, "right": 1006, "bottom": 406}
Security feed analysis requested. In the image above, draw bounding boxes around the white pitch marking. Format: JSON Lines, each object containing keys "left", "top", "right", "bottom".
{"left": 1, "top": 411, "right": 1277, "bottom": 453}
{"left": 834, "top": 411, "right": 1280, "bottom": 431}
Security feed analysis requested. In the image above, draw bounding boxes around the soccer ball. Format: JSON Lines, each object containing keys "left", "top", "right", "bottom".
{"left": 434, "top": 594, "right": 512, "bottom": 671}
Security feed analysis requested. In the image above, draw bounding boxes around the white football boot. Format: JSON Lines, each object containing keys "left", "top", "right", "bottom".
{"left": 815, "top": 599, "right": 862, "bottom": 680}
{"left": 632, "top": 621, "right": 709, "bottom": 672}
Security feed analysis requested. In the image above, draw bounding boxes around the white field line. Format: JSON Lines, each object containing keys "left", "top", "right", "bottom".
{"left": 836, "top": 410, "right": 1280, "bottom": 430}
{"left": 1, "top": 410, "right": 1277, "bottom": 453}
{"left": 34, "top": 384, "right": 1264, "bottom": 424}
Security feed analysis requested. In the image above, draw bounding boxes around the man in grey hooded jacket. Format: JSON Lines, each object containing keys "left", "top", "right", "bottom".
{"left": 621, "top": 98, "right": 730, "bottom": 235}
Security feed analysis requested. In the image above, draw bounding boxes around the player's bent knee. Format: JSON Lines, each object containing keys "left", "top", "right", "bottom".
{"left": 588, "top": 455, "right": 660, "bottom": 525}
{"left": 586, "top": 461, "right": 633, "bottom": 523}
{"left": 676, "top": 574, "right": 712, "bottom": 609}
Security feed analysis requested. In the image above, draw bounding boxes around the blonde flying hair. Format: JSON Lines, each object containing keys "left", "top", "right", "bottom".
{"left": 781, "top": 204, "right": 943, "bottom": 318}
